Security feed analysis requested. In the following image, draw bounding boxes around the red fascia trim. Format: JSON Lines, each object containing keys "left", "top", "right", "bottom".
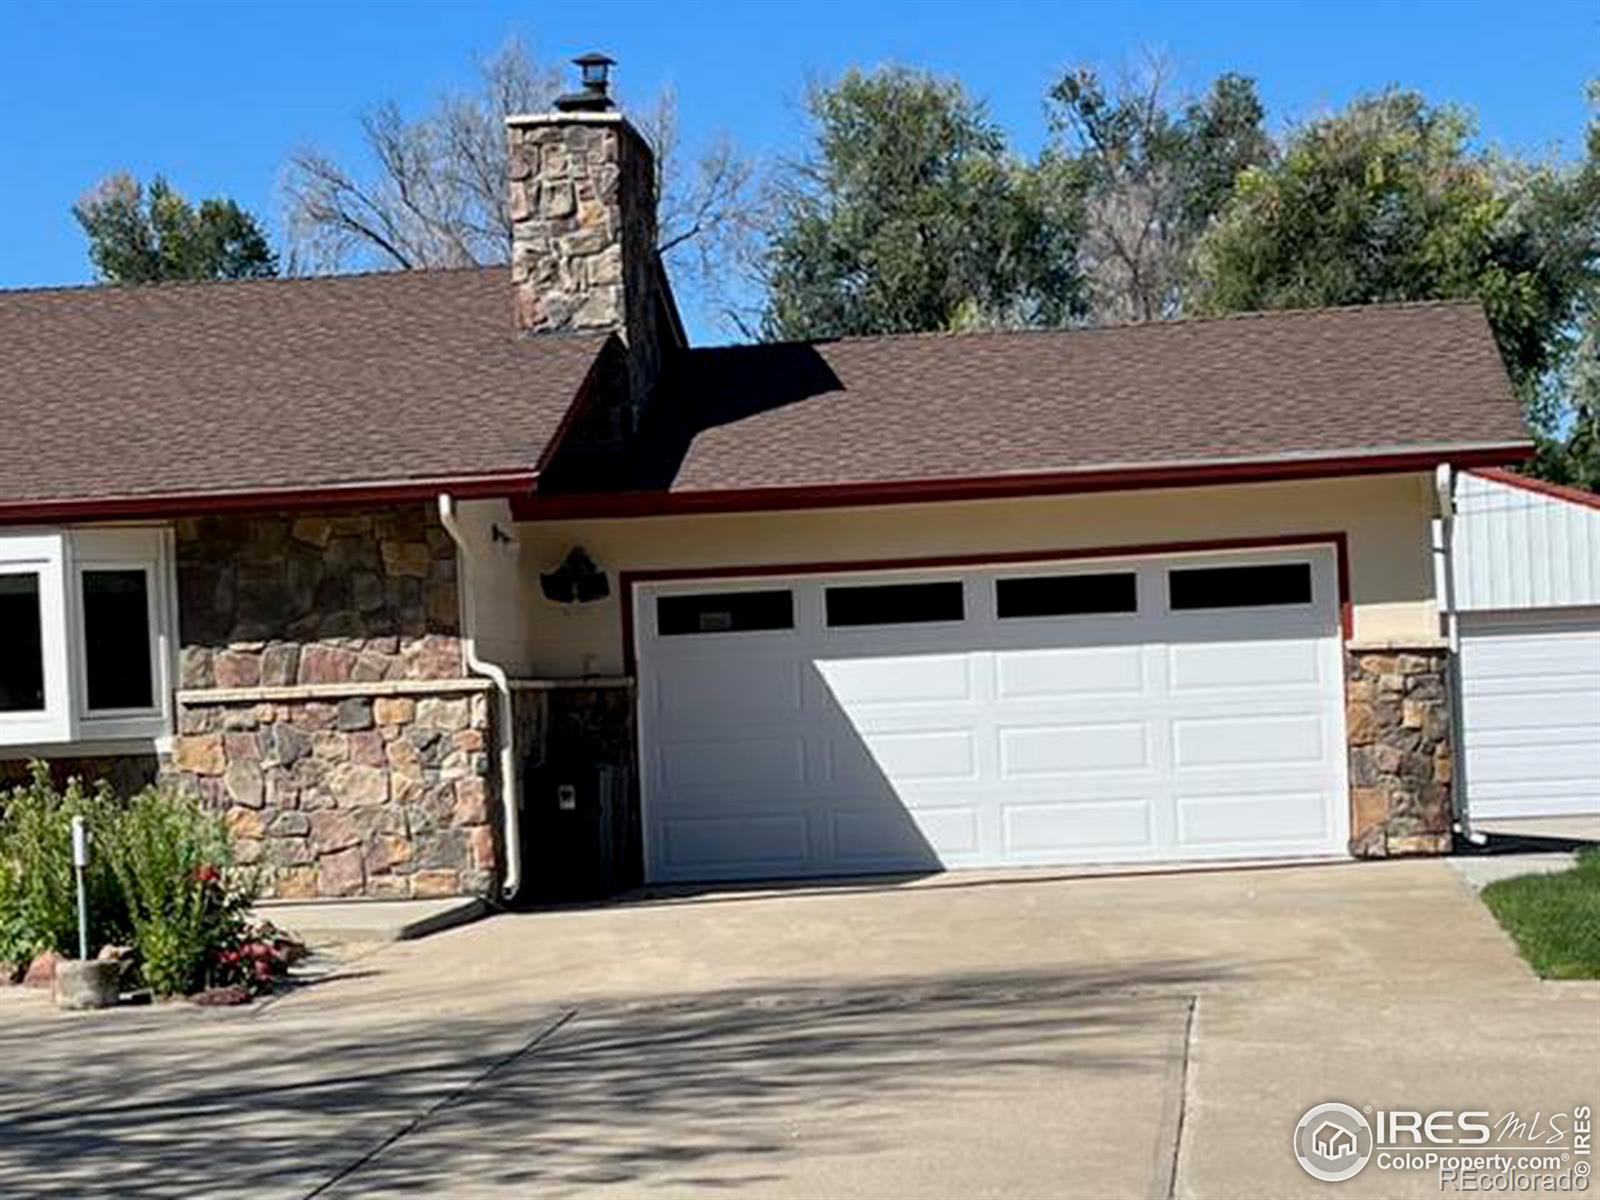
{"left": 515, "top": 445, "right": 1530, "bottom": 522}
{"left": 0, "top": 473, "right": 540, "bottom": 526}
{"left": 1469, "top": 467, "right": 1600, "bottom": 512}
{"left": 618, "top": 531, "right": 1354, "bottom": 676}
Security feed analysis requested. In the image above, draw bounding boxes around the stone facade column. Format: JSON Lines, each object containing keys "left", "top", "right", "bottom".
{"left": 164, "top": 505, "right": 505, "bottom": 899}
{"left": 507, "top": 111, "right": 662, "bottom": 432}
{"left": 1345, "top": 647, "right": 1454, "bottom": 856}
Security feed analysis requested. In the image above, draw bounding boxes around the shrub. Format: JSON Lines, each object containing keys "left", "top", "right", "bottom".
{"left": 0, "top": 764, "right": 281, "bottom": 999}
{"left": 0, "top": 764, "right": 128, "bottom": 969}
{"left": 108, "top": 790, "right": 259, "bottom": 997}
{"left": 213, "top": 920, "right": 308, "bottom": 995}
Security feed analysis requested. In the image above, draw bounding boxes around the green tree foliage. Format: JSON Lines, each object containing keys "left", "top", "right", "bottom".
{"left": 1044, "top": 62, "right": 1272, "bottom": 321}
{"left": 1192, "top": 90, "right": 1599, "bottom": 485}
{"left": 74, "top": 173, "right": 278, "bottom": 283}
{"left": 761, "top": 67, "right": 1085, "bottom": 340}
{"left": 1528, "top": 89, "right": 1600, "bottom": 490}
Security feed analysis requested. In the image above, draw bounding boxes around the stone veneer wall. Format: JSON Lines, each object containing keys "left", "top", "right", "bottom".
{"left": 1346, "top": 647, "right": 1454, "bottom": 857}
{"left": 175, "top": 507, "right": 463, "bottom": 689}
{"left": 508, "top": 113, "right": 663, "bottom": 429}
{"left": 171, "top": 688, "right": 498, "bottom": 899}
{"left": 165, "top": 505, "right": 505, "bottom": 899}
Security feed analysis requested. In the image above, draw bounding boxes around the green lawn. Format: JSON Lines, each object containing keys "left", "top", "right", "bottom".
{"left": 1481, "top": 850, "right": 1600, "bottom": 979}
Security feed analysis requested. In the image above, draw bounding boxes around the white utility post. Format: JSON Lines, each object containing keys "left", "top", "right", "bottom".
{"left": 70, "top": 815, "right": 89, "bottom": 961}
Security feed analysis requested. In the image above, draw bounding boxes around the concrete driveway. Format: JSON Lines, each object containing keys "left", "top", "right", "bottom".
{"left": 1, "top": 859, "right": 1595, "bottom": 1198}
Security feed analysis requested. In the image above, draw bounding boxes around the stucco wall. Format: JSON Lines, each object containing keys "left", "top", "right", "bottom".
{"left": 515, "top": 473, "right": 1442, "bottom": 676}
{"left": 448, "top": 498, "right": 533, "bottom": 673}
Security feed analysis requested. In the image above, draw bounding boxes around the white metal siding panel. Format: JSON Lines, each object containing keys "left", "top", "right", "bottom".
{"left": 1453, "top": 473, "right": 1600, "bottom": 610}
{"left": 636, "top": 548, "right": 1349, "bottom": 882}
{"left": 1459, "top": 611, "right": 1600, "bottom": 818}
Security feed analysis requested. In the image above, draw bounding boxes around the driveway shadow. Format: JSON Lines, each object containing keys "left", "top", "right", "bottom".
{"left": 0, "top": 958, "right": 1234, "bottom": 1198}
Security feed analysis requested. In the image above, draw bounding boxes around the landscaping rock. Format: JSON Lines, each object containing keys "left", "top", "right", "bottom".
{"left": 54, "top": 959, "right": 120, "bottom": 1010}
{"left": 96, "top": 943, "right": 134, "bottom": 967}
{"left": 23, "top": 951, "right": 60, "bottom": 989}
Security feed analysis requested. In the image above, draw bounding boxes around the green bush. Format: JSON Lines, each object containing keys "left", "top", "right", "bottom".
{"left": 0, "top": 764, "right": 128, "bottom": 969}
{"left": 108, "top": 789, "right": 258, "bottom": 997}
{"left": 0, "top": 764, "right": 264, "bottom": 997}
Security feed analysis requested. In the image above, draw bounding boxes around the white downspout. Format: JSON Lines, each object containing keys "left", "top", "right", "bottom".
{"left": 437, "top": 493, "right": 523, "bottom": 901}
{"left": 1434, "top": 464, "right": 1484, "bottom": 846}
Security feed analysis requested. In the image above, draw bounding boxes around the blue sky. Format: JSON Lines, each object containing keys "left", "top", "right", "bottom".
{"left": 1, "top": 0, "right": 1595, "bottom": 338}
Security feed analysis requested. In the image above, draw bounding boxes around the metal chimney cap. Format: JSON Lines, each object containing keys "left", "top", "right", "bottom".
{"left": 555, "top": 52, "right": 617, "bottom": 112}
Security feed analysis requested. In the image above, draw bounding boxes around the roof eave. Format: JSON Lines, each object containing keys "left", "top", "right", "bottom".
{"left": 511, "top": 442, "right": 1533, "bottom": 521}
{"left": 0, "top": 471, "right": 541, "bottom": 528}
{"left": 1468, "top": 466, "right": 1600, "bottom": 511}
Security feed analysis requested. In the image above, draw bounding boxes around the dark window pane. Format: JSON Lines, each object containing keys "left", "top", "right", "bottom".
{"left": 997, "top": 572, "right": 1137, "bottom": 619}
{"left": 658, "top": 590, "right": 794, "bottom": 636}
{"left": 0, "top": 573, "right": 45, "bottom": 713}
{"left": 1168, "top": 563, "right": 1313, "bottom": 611}
{"left": 826, "top": 581, "right": 964, "bottom": 627}
{"left": 83, "top": 569, "right": 153, "bottom": 710}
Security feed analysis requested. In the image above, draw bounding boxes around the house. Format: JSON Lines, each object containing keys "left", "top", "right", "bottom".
{"left": 0, "top": 61, "right": 1535, "bottom": 900}
{"left": 1445, "top": 469, "right": 1600, "bottom": 827}
{"left": 1311, "top": 1122, "right": 1358, "bottom": 1160}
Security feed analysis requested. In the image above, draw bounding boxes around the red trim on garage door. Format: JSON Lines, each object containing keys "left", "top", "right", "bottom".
{"left": 619, "top": 531, "right": 1354, "bottom": 676}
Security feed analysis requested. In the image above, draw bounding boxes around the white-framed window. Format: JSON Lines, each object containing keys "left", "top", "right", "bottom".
{"left": 0, "top": 526, "right": 175, "bottom": 749}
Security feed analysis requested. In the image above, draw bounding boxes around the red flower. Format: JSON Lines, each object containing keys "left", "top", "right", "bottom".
{"left": 193, "top": 865, "right": 222, "bottom": 885}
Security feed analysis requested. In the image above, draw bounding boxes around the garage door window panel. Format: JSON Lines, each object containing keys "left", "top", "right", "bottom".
{"left": 825, "top": 581, "right": 965, "bottom": 628}
{"left": 996, "top": 572, "right": 1138, "bottom": 620}
{"left": 657, "top": 590, "right": 795, "bottom": 637}
{"left": 1168, "top": 562, "right": 1314, "bottom": 611}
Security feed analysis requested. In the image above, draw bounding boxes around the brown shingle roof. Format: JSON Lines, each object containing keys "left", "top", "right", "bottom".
{"left": 654, "top": 300, "right": 1528, "bottom": 494}
{"left": 0, "top": 273, "right": 1529, "bottom": 521}
{"left": 0, "top": 267, "right": 606, "bottom": 513}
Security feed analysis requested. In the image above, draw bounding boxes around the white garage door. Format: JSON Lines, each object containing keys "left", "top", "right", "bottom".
{"left": 1459, "top": 610, "right": 1600, "bottom": 819}
{"left": 636, "top": 547, "right": 1350, "bottom": 883}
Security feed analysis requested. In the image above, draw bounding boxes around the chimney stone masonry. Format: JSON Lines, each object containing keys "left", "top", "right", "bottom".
{"left": 507, "top": 62, "right": 666, "bottom": 431}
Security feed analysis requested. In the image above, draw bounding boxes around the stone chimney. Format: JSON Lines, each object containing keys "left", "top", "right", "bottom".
{"left": 507, "top": 54, "right": 666, "bottom": 431}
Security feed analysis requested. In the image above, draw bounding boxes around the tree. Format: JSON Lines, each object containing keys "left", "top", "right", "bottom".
{"left": 1527, "top": 86, "right": 1600, "bottom": 490}
{"left": 1043, "top": 58, "right": 1272, "bottom": 323}
{"left": 74, "top": 174, "right": 278, "bottom": 283}
{"left": 759, "top": 67, "right": 1084, "bottom": 341}
{"left": 1192, "top": 91, "right": 1598, "bottom": 457}
{"left": 282, "top": 40, "right": 759, "bottom": 322}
